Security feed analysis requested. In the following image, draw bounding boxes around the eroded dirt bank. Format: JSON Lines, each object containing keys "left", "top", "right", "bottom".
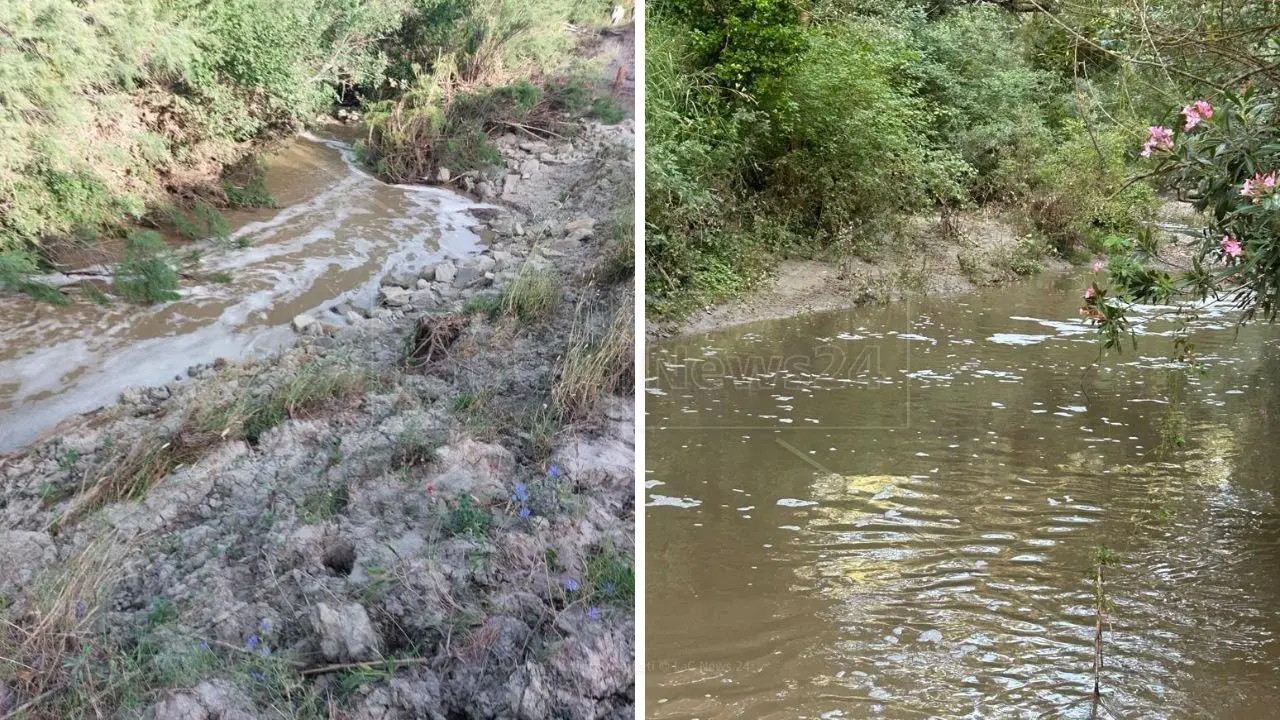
{"left": 0, "top": 114, "right": 635, "bottom": 720}
{"left": 656, "top": 210, "right": 1073, "bottom": 338}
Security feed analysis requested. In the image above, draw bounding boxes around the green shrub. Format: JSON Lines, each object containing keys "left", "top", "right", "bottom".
{"left": 114, "top": 231, "right": 181, "bottom": 304}
{"left": 767, "top": 23, "right": 970, "bottom": 237}
{"left": 1029, "top": 124, "right": 1157, "bottom": 253}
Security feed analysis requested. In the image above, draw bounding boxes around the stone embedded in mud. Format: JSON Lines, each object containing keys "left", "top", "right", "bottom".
{"left": 475, "top": 256, "right": 497, "bottom": 274}
{"left": 380, "top": 286, "right": 412, "bottom": 307}
{"left": 453, "top": 267, "right": 479, "bottom": 287}
{"left": 0, "top": 530, "right": 57, "bottom": 592}
{"left": 292, "top": 313, "right": 320, "bottom": 334}
{"left": 427, "top": 438, "right": 515, "bottom": 503}
{"left": 437, "top": 167, "right": 451, "bottom": 183}
{"left": 434, "top": 261, "right": 457, "bottom": 284}
{"left": 475, "top": 180, "right": 495, "bottom": 199}
{"left": 491, "top": 251, "right": 515, "bottom": 271}
{"left": 152, "top": 680, "right": 255, "bottom": 720}
{"left": 563, "top": 217, "right": 597, "bottom": 243}
{"left": 508, "top": 662, "right": 552, "bottom": 720}
{"left": 312, "top": 601, "right": 381, "bottom": 662}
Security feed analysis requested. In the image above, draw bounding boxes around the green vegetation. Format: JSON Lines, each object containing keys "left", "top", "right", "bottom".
{"left": 447, "top": 493, "right": 492, "bottom": 537}
{"left": 501, "top": 262, "right": 559, "bottom": 324}
{"left": 646, "top": 0, "right": 1175, "bottom": 318}
{"left": 114, "top": 231, "right": 181, "bottom": 304}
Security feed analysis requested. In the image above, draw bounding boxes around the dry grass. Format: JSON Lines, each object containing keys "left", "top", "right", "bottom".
{"left": 553, "top": 295, "right": 633, "bottom": 421}
{"left": 0, "top": 538, "right": 122, "bottom": 715}
{"left": 59, "top": 432, "right": 206, "bottom": 528}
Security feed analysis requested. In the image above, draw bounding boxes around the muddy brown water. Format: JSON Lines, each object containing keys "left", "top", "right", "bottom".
{"left": 646, "top": 274, "right": 1280, "bottom": 718}
{"left": 0, "top": 132, "right": 488, "bottom": 451}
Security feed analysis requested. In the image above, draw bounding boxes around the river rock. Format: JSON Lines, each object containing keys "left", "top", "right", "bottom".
{"left": 409, "top": 289, "right": 438, "bottom": 309}
{"left": 491, "top": 251, "right": 515, "bottom": 271}
{"left": 454, "top": 267, "right": 479, "bottom": 287}
{"left": 475, "top": 180, "right": 495, "bottom": 199}
{"left": 514, "top": 222, "right": 525, "bottom": 237}
{"left": 434, "top": 261, "right": 457, "bottom": 284}
{"left": 292, "top": 314, "right": 320, "bottom": 334}
{"left": 381, "top": 269, "right": 417, "bottom": 289}
{"left": 437, "top": 167, "right": 451, "bottom": 183}
{"left": 379, "top": 286, "right": 411, "bottom": 307}
{"left": 416, "top": 278, "right": 430, "bottom": 290}
{"left": 312, "top": 602, "right": 381, "bottom": 662}
{"left": 476, "top": 255, "right": 497, "bottom": 274}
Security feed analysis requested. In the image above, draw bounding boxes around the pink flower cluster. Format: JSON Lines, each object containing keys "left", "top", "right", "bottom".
{"left": 1242, "top": 171, "right": 1277, "bottom": 203}
{"left": 1182, "top": 100, "right": 1214, "bottom": 130}
{"left": 1140, "top": 126, "right": 1174, "bottom": 157}
{"left": 1221, "top": 235, "right": 1242, "bottom": 259}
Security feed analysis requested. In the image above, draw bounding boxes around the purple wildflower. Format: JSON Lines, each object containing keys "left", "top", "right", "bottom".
{"left": 548, "top": 465, "right": 562, "bottom": 478}
{"left": 587, "top": 607, "right": 601, "bottom": 621}
{"left": 513, "top": 482, "right": 529, "bottom": 503}
{"left": 520, "top": 506, "right": 531, "bottom": 519}
{"left": 563, "top": 577, "right": 580, "bottom": 592}
{"left": 247, "top": 635, "right": 260, "bottom": 650}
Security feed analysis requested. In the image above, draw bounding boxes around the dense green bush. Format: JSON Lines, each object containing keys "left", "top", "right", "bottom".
{"left": 768, "top": 23, "right": 969, "bottom": 237}
{"left": 1028, "top": 124, "right": 1158, "bottom": 253}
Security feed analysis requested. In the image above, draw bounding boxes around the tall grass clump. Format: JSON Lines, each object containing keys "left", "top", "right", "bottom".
{"left": 554, "top": 297, "right": 633, "bottom": 420}
{"left": 501, "top": 262, "right": 558, "bottom": 324}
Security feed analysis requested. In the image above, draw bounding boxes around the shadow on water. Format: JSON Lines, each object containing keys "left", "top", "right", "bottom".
{"left": 0, "top": 132, "right": 488, "bottom": 451}
{"left": 646, "top": 274, "right": 1280, "bottom": 719}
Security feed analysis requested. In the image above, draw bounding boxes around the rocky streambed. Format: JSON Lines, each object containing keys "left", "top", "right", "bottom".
{"left": 0, "top": 119, "right": 635, "bottom": 720}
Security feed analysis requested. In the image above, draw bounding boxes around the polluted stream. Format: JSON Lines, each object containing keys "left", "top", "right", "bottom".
{"left": 646, "top": 273, "right": 1280, "bottom": 718}
{"left": 0, "top": 132, "right": 487, "bottom": 451}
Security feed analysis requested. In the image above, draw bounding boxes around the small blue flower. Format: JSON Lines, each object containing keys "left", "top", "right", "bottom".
{"left": 249, "top": 670, "right": 266, "bottom": 683}
{"left": 563, "top": 577, "right": 580, "bottom": 593}
{"left": 513, "top": 482, "right": 529, "bottom": 503}
{"left": 247, "top": 635, "right": 259, "bottom": 650}
{"left": 548, "top": 465, "right": 562, "bottom": 478}
{"left": 74, "top": 600, "right": 87, "bottom": 619}
{"left": 587, "top": 607, "right": 601, "bottom": 621}
{"left": 260, "top": 646, "right": 272, "bottom": 657}
{"left": 603, "top": 581, "right": 617, "bottom": 597}
{"left": 519, "top": 506, "right": 531, "bottom": 519}
{"left": 259, "top": 618, "right": 272, "bottom": 634}
{"left": 199, "top": 641, "right": 210, "bottom": 651}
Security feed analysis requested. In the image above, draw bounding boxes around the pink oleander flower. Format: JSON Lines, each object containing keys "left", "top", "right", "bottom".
{"left": 1182, "top": 100, "right": 1214, "bottom": 130}
{"left": 1141, "top": 126, "right": 1174, "bottom": 157}
{"left": 1221, "top": 235, "right": 1242, "bottom": 259}
{"left": 1242, "top": 171, "right": 1277, "bottom": 202}
{"left": 1091, "top": 258, "right": 1106, "bottom": 272}
{"left": 1084, "top": 286, "right": 1097, "bottom": 299}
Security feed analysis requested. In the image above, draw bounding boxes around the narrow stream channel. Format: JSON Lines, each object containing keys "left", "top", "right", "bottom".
{"left": 0, "top": 132, "right": 488, "bottom": 451}
{"left": 646, "top": 273, "right": 1280, "bottom": 718}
